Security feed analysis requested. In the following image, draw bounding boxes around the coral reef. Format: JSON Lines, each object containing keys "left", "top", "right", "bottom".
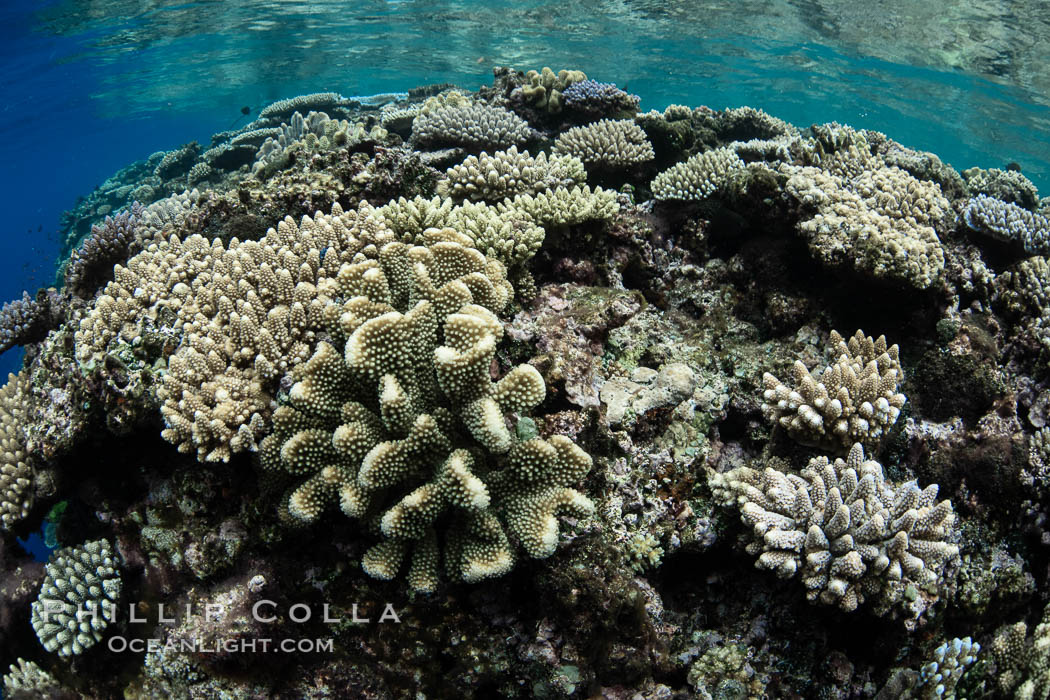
{"left": 257, "top": 224, "right": 594, "bottom": 591}
{"left": 561, "top": 79, "right": 640, "bottom": 118}
{"left": 990, "top": 603, "right": 1050, "bottom": 699}
{"left": 783, "top": 159, "right": 950, "bottom": 289}
{"left": 2, "top": 658, "right": 65, "bottom": 699}
{"left": 7, "top": 68, "right": 1050, "bottom": 699}
{"left": 0, "top": 289, "right": 64, "bottom": 355}
{"left": 915, "top": 637, "right": 980, "bottom": 698}
{"left": 0, "top": 372, "right": 34, "bottom": 530}
{"left": 516, "top": 67, "right": 587, "bottom": 114}
{"left": 64, "top": 202, "right": 145, "bottom": 298}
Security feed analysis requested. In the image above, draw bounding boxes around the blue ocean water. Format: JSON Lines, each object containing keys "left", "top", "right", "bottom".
{"left": 0, "top": 0, "right": 1048, "bottom": 382}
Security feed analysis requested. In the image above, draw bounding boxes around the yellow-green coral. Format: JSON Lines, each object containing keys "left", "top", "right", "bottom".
{"left": 650, "top": 147, "right": 746, "bottom": 200}
{"left": 991, "top": 603, "right": 1050, "bottom": 699}
{"left": 521, "top": 67, "right": 587, "bottom": 114}
{"left": 783, "top": 160, "right": 949, "bottom": 289}
{"left": 31, "top": 539, "right": 122, "bottom": 657}
{"left": 260, "top": 228, "right": 593, "bottom": 591}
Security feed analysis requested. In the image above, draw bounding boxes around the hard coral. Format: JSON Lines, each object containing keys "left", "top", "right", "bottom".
{"left": 260, "top": 228, "right": 593, "bottom": 591}
{"left": 711, "top": 443, "right": 958, "bottom": 616}
{"left": 762, "top": 330, "right": 906, "bottom": 452}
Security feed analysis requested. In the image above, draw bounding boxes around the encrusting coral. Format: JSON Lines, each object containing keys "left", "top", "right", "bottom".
{"left": 710, "top": 443, "right": 959, "bottom": 616}
{"left": 259, "top": 227, "right": 594, "bottom": 591}
{"left": 762, "top": 330, "right": 906, "bottom": 452}
{"left": 30, "top": 539, "right": 122, "bottom": 657}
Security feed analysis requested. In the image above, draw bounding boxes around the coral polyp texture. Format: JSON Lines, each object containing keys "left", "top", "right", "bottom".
{"left": 2, "top": 658, "right": 64, "bottom": 698}
{"left": 963, "top": 193, "right": 1050, "bottom": 255}
{"left": 553, "top": 119, "right": 655, "bottom": 169}
{"left": 990, "top": 603, "right": 1050, "bottom": 699}
{"left": 560, "top": 79, "right": 640, "bottom": 117}
{"left": 711, "top": 443, "right": 958, "bottom": 616}
{"left": 30, "top": 539, "right": 122, "bottom": 657}
{"left": 10, "top": 69, "right": 1050, "bottom": 697}
{"left": 259, "top": 229, "right": 593, "bottom": 591}
{"left": 439, "top": 146, "right": 586, "bottom": 202}
{"left": 762, "top": 330, "right": 906, "bottom": 452}
{"left": 650, "top": 147, "right": 746, "bottom": 200}
{"left": 411, "top": 103, "right": 534, "bottom": 150}
{"left": 0, "top": 372, "right": 33, "bottom": 529}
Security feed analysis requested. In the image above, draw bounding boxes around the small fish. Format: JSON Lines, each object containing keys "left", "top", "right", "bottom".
{"left": 241, "top": 106, "right": 251, "bottom": 115}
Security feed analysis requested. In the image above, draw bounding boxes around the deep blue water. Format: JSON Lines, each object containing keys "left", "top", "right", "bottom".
{"left": 1, "top": 0, "right": 1049, "bottom": 378}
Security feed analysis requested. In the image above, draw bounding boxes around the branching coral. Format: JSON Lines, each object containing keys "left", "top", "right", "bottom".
{"left": 0, "top": 289, "right": 64, "bottom": 355}
{"left": 914, "top": 637, "right": 980, "bottom": 699}
{"left": 0, "top": 371, "right": 34, "bottom": 530}
{"left": 553, "top": 119, "right": 654, "bottom": 169}
{"left": 650, "top": 147, "right": 746, "bottom": 200}
{"left": 710, "top": 443, "right": 958, "bottom": 615}
{"left": 253, "top": 110, "right": 386, "bottom": 177}
{"left": 258, "top": 92, "right": 347, "bottom": 121}
{"left": 991, "top": 603, "right": 1050, "bottom": 699}
{"left": 412, "top": 104, "right": 535, "bottom": 150}
{"left": 962, "top": 166, "right": 1040, "bottom": 208}
{"left": 762, "top": 330, "right": 906, "bottom": 452}
{"left": 963, "top": 194, "right": 1050, "bottom": 255}
{"left": 65, "top": 202, "right": 145, "bottom": 298}
{"left": 376, "top": 184, "right": 618, "bottom": 271}
{"left": 783, "top": 160, "right": 949, "bottom": 289}
{"left": 259, "top": 228, "right": 593, "bottom": 591}
{"left": 2, "top": 659, "right": 64, "bottom": 699}
{"left": 439, "top": 146, "right": 586, "bottom": 202}
{"left": 496, "top": 185, "right": 620, "bottom": 230}
{"left": 518, "top": 67, "right": 587, "bottom": 114}
{"left": 31, "top": 539, "right": 122, "bottom": 657}
{"left": 157, "top": 203, "right": 410, "bottom": 462}
{"left": 561, "top": 79, "right": 640, "bottom": 117}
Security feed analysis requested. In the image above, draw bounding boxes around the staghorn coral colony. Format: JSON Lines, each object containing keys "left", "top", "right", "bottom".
{"left": 0, "top": 65, "right": 1048, "bottom": 698}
